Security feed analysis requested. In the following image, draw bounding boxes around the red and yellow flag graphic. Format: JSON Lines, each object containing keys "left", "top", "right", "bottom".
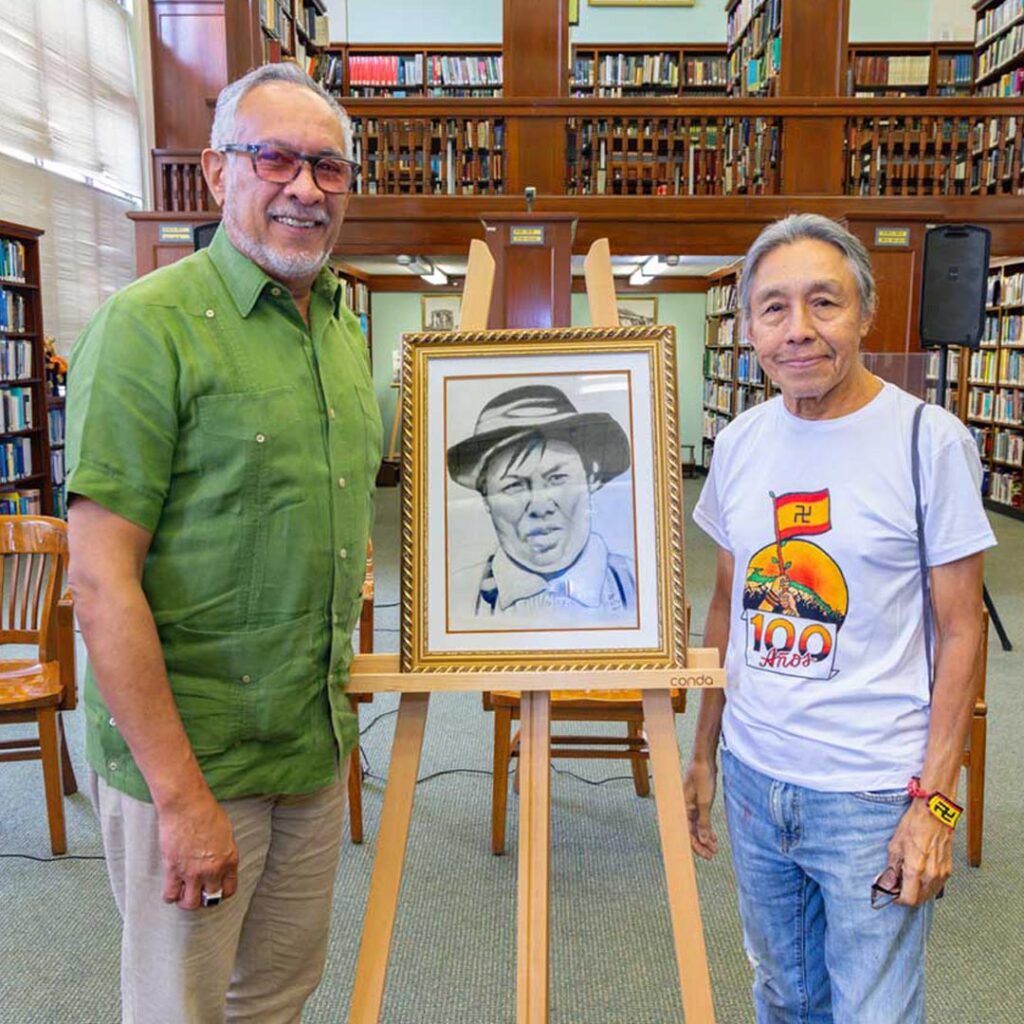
{"left": 773, "top": 490, "right": 831, "bottom": 541}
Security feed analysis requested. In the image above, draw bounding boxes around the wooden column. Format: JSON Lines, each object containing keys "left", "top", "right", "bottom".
{"left": 503, "top": 0, "right": 568, "bottom": 195}
{"left": 779, "top": 0, "right": 850, "bottom": 194}
{"left": 480, "top": 213, "right": 577, "bottom": 329}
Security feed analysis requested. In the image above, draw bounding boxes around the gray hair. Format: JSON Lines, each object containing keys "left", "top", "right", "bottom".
{"left": 739, "top": 213, "right": 877, "bottom": 324}
{"left": 209, "top": 63, "right": 353, "bottom": 158}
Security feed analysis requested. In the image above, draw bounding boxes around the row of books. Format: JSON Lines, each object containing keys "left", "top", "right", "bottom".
{"left": 984, "top": 314, "right": 1001, "bottom": 345}
{"left": 52, "top": 483, "right": 67, "bottom": 520}
{"left": 338, "top": 276, "right": 370, "bottom": 316}
{"left": 969, "top": 386, "right": 1023, "bottom": 423}
{"left": 0, "top": 338, "right": 33, "bottom": 380}
{"left": 993, "top": 428, "right": 1024, "bottom": 466}
{"left": 0, "top": 386, "right": 34, "bottom": 433}
{"left": 926, "top": 349, "right": 961, "bottom": 380}
{"left": 260, "top": 0, "right": 289, "bottom": 43}
{"left": 726, "top": 0, "right": 782, "bottom": 51}
{"left": 702, "top": 381, "right": 733, "bottom": 414}
{"left": 731, "top": 37, "right": 782, "bottom": 95}
{"left": 736, "top": 350, "right": 765, "bottom": 385}
{"left": 1002, "top": 314, "right": 1023, "bottom": 344}
{"left": 710, "top": 318, "right": 735, "bottom": 347}
{"left": 1001, "top": 272, "right": 1024, "bottom": 304}
{"left": 976, "top": 0, "right": 1024, "bottom": 46}
{"left": 48, "top": 405, "right": 64, "bottom": 447}
{"left": 585, "top": 53, "right": 683, "bottom": 89}
{"left": 937, "top": 53, "right": 974, "bottom": 86}
{"left": 1, "top": 290, "right": 27, "bottom": 332}
{"left": 0, "top": 239, "right": 26, "bottom": 282}
{"left": 986, "top": 468, "right": 1023, "bottom": 507}
{"left": 977, "top": 65, "right": 1024, "bottom": 97}
{"left": 0, "top": 437, "right": 32, "bottom": 483}
{"left": 969, "top": 349, "right": 999, "bottom": 383}
{"left": 704, "top": 349, "right": 733, "bottom": 378}
{"left": 300, "top": 5, "right": 329, "bottom": 47}
{"left": 736, "top": 383, "right": 769, "bottom": 413}
{"left": 0, "top": 487, "right": 41, "bottom": 515}
{"left": 706, "top": 282, "right": 737, "bottom": 315}
{"left": 976, "top": 24, "right": 1024, "bottom": 81}
{"left": 853, "top": 55, "right": 931, "bottom": 87}
{"left": 353, "top": 118, "right": 503, "bottom": 151}
{"left": 702, "top": 409, "right": 731, "bottom": 443}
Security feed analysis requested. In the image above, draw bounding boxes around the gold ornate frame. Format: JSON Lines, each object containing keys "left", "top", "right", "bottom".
{"left": 400, "top": 325, "right": 686, "bottom": 672}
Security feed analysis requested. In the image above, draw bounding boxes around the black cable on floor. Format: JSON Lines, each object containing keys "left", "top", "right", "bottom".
{"left": 0, "top": 852, "right": 105, "bottom": 863}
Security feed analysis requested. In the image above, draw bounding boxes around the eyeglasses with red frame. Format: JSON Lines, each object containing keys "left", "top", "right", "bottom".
{"left": 220, "top": 143, "right": 359, "bottom": 194}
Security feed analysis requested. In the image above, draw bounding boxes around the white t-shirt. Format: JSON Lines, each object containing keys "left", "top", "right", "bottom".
{"left": 693, "top": 382, "right": 996, "bottom": 791}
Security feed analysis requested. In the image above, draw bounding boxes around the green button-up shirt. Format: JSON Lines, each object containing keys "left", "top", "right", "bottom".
{"left": 66, "top": 227, "right": 382, "bottom": 802}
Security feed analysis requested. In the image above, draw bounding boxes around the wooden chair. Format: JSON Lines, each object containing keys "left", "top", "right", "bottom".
{"left": 347, "top": 539, "right": 375, "bottom": 844}
{"left": 0, "top": 516, "right": 76, "bottom": 855}
{"left": 485, "top": 603, "right": 691, "bottom": 855}
{"left": 963, "top": 608, "right": 989, "bottom": 867}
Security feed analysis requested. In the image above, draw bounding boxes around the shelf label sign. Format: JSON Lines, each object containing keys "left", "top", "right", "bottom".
{"left": 158, "top": 224, "right": 194, "bottom": 244}
{"left": 510, "top": 226, "right": 545, "bottom": 246}
{"left": 874, "top": 226, "right": 911, "bottom": 248}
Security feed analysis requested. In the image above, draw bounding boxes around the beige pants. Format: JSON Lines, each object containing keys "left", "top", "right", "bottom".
{"left": 90, "top": 771, "right": 346, "bottom": 1024}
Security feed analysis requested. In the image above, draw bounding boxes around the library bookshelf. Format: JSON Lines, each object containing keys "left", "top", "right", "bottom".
{"left": 311, "top": 44, "right": 503, "bottom": 99}
{"left": 700, "top": 260, "right": 773, "bottom": 470}
{"left": 973, "top": 0, "right": 1024, "bottom": 99}
{"left": 260, "top": 0, "right": 329, "bottom": 65}
{"left": 965, "top": 256, "right": 1024, "bottom": 516}
{"left": 847, "top": 42, "right": 975, "bottom": 97}
{"left": 726, "top": 0, "right": 782, "bottom": 96}
{"left": 570, "top": 44, "right": 727, "bottom": 98}
{"left": 334, "top": 263, "right": 372, "bottom": 362}
{"left": 0, "top": 221, "right": 55, "bottom": 516}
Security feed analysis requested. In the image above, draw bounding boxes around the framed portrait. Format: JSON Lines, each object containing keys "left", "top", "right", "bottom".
{"left": 421, "top": 293, "right": 462, "bottom": 332}
{"left": 400, "top": 326, "right": 686, "bottom": 672}
{"left": 617, "top": 295, "right": 658, "bottom": 326}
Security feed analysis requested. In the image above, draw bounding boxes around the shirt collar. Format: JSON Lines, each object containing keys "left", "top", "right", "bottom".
{"left": 207, "top": 224, "right": 341, "bottom": 319}
{"left": 491, "top": 534, "right": 611, "bottom": 610}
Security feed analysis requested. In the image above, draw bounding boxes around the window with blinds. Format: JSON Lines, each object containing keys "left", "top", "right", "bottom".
{"left": 0, "top": 0, "right": 144, "bottom": 351}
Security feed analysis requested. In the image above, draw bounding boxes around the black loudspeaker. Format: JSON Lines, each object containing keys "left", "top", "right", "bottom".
{"left": 919, "top": 224, "right": 990, "bottom": 350}
{"left": 192, "top": 221, "right": 219, "bottom": 251}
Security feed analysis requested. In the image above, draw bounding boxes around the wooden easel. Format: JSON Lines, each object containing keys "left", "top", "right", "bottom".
{"left": 348, "top": 240, "right": 721, "bottom": 1024}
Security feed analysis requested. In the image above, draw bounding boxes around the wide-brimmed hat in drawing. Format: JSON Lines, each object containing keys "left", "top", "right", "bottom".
{"left": 446, "top": 384, "right": 631, "bottom": 491}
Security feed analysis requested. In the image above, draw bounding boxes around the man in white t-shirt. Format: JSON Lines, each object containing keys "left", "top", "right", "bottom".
{"left": 686, "top": 213, "right": 996, "bottom": 1024}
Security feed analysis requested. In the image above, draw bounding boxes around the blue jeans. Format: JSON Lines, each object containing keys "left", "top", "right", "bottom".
{"left": 721, "top": 747, "right": 933, "bottom": 1024}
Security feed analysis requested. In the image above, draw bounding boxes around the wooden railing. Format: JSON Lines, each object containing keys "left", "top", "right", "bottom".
{"left": 152, "top": 98, "right": 1024, "bottom": 212}
{"left": 845, "top": 111, "right": 1024, "bottom": 197}
{"left": 154, "top": 151, "right": 213, "bottom": 212}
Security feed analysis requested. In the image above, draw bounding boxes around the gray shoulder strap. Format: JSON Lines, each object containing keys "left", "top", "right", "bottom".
{"left": 911, "top": 401, "right": 934, "bottom": 693}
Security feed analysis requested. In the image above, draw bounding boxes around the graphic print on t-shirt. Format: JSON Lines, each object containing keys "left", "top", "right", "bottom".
{"left": 741, "top": 489, "right": 849, "bottom": 681}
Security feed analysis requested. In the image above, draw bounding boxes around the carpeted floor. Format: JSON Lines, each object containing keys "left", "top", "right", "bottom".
{"left": 1, "top": 478, "right": 1022, "bottom": 1023}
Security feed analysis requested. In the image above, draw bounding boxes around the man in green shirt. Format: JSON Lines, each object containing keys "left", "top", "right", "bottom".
{"left": 66, "top": 63, "right": 381, "bottom": 1023}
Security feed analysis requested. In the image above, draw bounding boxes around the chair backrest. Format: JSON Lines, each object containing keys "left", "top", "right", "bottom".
{"left": 0, "top": 516, "right": 69, "bottom": 662}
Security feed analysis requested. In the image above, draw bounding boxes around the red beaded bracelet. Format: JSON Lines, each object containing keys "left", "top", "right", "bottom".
{"left": 907, "top": 776, "right": 963, "bottom": 829}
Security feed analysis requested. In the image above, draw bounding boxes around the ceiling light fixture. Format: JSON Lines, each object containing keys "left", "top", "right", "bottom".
{"left": 422, "top": 267, "right": 449, "bottom": 286}
{"left": 629, "top": 267, "right": 652, "bottom": 287}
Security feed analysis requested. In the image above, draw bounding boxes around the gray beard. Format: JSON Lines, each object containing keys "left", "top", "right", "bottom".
{"left": 223, "top": 204, "right": 330, "bottom": 282}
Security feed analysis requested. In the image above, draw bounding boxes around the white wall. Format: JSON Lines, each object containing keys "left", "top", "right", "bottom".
{"left": 329, "top": 0, "right": 501, "bottom": 44}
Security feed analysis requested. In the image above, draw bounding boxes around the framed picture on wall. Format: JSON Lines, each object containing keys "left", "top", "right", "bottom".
{"left": 421, "top": 293, "right": 462, "bottom": 331}
{"left": 569, "top": 0, "right": 580, "bottom": 25}
{"left": 616, "top": 296, "right": 658, "bottom": 326}
{"left": 399, "top": 325, "right": 686, "bottom": 672}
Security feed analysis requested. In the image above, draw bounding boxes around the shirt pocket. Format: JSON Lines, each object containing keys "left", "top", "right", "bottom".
{"left": 197, "top": 386, "right": 306, "bottom": 514}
